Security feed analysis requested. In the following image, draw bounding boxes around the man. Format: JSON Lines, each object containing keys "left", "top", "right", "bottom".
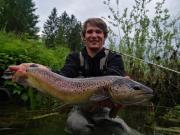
{"left": 58, "top": 18, "right": 128, "bottom": 135}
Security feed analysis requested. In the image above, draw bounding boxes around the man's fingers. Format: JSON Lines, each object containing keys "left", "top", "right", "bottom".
{"left": 124, "top": 76, "right": 131, "bottom": 79}
{"left": 9, "top": 66, "right": 20, "bottom": 71}
{"left": 2, "top": 66, "right": 18, "bottom": 79}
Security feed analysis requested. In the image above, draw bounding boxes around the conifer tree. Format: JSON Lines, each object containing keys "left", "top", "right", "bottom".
{"left": 43, "top": 10, "right": 82, "bottom": 50}
{"left": 0, "top": 0, "right": 39, "bottom": 38}
{"left": 42, "top": 7, "right": 59, "bottom": 48}
{"left": 57, "top": 12, "right": 82, "bottom": 50}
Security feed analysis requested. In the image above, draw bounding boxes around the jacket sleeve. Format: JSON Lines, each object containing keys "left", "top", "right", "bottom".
{"left": 106, "top": 52, "right": 126, "bottom": 76}
{"left": 57, "top": 52, "right": 80, "bottom": 78}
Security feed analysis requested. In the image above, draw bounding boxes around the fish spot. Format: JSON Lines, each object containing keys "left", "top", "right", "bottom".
{"left": 30, "top": 64, "right": 38, "bottom": 67}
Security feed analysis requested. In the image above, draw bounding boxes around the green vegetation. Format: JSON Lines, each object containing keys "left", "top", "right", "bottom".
{"left": 159, "top": 105, "right": 180, "bottom": 127}
{"left": 0, "top": 1, "right": 179, "bottom": 132}
{"left": 0, "top": 0, "right": 39, "bottom": 38}
{"left": 0, "top": 31, "right": 69, "bottom": 109}
{"left": 42, "top": 8, "right": 82, "bottom": 51}
{"left": 0, "top": 0, "right": 82, "bottom": 110}
{"left": 0, "top": 31, "right": 69, "bottom": 69}
{"left": 104, "top": 0, "right": 180, "bottom": 107}
{"left": 104, "top": 0, "right": 180, "bottom": 132}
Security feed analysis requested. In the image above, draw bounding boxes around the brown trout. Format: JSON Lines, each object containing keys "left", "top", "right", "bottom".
{"left": 3, "top": 63, "right": 153, "bottom": 105}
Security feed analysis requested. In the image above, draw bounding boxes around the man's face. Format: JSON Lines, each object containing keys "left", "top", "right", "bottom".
{"left": 83, "top": 23, "right": 105, "bottom": 51}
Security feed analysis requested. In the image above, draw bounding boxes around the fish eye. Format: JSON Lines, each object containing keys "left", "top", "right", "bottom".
{"left": 133, "top": 86, "right": 140, "bottom": 90}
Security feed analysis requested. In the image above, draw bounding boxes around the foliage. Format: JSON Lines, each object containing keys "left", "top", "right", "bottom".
{"left": 162, "top": 105, "right": 180, "bottom": 122}
{"left": 0, "top": 31, "right": 70, "bottom": 109}
{"left": 104, "top": 0, "right": 180, "bottom": 107}
{"left": 0, "top": 0, "right": 39, "bottom": 38}
{"left": 66, "top": 19, "right": 82, "bottom": 51}
{"left": 42, "top": 8, "right": 59, "bottom": 48}
{"left": 57, "top": 12, "right": 82, "bottom": 51}
{"left": 43, "top": 10, "right": 82, "bottom": 51}
{"left": 157, "top": 105, "right": 180, "bottom": 128}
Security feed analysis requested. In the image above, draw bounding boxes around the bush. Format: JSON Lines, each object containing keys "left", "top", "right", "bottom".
{"left": 0, "top": 31, "right": 70, "bottom": 109}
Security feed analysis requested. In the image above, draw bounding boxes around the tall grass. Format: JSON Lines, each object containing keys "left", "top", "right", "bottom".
{"left": 104, "top": 0, "right": 180, "bottom": 107}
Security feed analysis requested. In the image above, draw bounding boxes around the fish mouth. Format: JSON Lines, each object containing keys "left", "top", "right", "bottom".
{"left": 123, "top": 99, "right": 151, "bottom": 106}
{"left": 1, "top": 69, "right": 15, "bottom": 80}
{"left": 120, "top": 98, "right": 152, "bottom": 106}
{"left": 119, "top": 92, "right": 153, "bottom": 106}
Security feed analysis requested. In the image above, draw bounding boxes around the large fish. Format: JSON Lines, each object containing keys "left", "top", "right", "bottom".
{"left": 2, "top": 63, "right": 153, "bottom": 105}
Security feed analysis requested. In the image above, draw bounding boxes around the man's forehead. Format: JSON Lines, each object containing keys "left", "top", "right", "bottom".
{"left": 86, "top": 23, "right": 102, "bottom": 30}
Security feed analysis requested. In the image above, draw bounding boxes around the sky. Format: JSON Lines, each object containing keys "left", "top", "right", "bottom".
{"left": 34, "top": 0, "right": 180, "bottom": 35}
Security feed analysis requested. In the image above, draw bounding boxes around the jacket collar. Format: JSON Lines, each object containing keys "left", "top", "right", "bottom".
{"left": 81, "top": 47, "right": 106, "bottom": 60}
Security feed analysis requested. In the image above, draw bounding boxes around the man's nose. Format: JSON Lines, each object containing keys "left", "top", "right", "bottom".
{"left": 91, "top": 31, "right": 98, "bottom": 37}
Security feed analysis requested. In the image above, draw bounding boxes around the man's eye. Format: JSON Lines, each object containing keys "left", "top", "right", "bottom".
{"left": 86, "top": 30, "right": 93, "bottom": 34}
{"left": 86, "top": 30, "right": 103, "bottom": 34}
{"left": 95, "top": 30, "right": 102, "bottom": 34}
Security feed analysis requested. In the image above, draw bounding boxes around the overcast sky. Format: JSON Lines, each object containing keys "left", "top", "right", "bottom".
{"left": 34, "top": 0, "right": 180, "bottom": 34}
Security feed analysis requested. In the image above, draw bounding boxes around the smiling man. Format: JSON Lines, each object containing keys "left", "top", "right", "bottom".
{"left": 60, "top": 18, "right": 125, "bottom": 78}
{"left": 58, "top": 18, "right": 129, "bottom": 135}
{"left": 82, "top": 19, "right": 107, "bottom": 57}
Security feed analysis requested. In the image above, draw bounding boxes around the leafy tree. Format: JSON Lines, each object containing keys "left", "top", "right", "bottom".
{"left": 0, "top": 0, "right": 39, "bottom": 38}
{"left": 42, "top": 7, "right": 59, "bottom": 48}
{"left": 104, "top": 0, "right": 180, "bottom": 106}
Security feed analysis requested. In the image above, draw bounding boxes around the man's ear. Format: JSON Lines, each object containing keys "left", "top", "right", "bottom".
{"left": 81, "top": 36, "right": 86, "bottom": 43}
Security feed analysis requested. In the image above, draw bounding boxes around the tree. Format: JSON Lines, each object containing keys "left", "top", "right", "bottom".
{"left": 0, "top": 0, "right": 39, "bottom": 38}
{"left": 56, "top": 12, "right": 82, "bottom": 51}
{"left": 42, "top": 7, "right": 59, "bottom": 48}
{"left": 67, "top": 20, "right": 82, "bottom": 51}
{"left": 55, "top": 11, "right": 70, "bottom": 46}
{"left": 104, "top": 0, "right": 180, "bottom": 106}
{"left": 42, "top": 10, "right": 82, "bottom": 50}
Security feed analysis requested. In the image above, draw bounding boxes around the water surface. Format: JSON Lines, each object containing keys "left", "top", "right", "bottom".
{"left": 0, "top": 102, "right": 179, "bottom": 135}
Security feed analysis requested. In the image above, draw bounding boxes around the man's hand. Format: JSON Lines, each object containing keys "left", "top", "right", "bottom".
{"left": 81, "top": 98, "right": 123, "bottom": 115}
{"left": 124, "top": 76, "right": 131, "bottom": 79}
{"left": 2, "top": 63, "right": 50, "bottom": 80}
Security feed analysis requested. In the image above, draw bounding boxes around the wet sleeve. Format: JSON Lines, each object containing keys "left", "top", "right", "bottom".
{"left": 106, "top": 53, "right": 126, "bottom": 76}
{"left": 56, "top": 52, "right": 80, "bottom": 78}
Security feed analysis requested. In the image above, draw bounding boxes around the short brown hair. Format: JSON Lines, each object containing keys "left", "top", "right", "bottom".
{"left": 82, "top": 18, "right": 108, "bottom": 39}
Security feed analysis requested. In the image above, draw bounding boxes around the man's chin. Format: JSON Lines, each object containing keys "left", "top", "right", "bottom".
{"left": 89, "top": 47, "right": 101, "bottom": 52}
{"left": 88, "top": 45, "right": 102, "bottom": 50}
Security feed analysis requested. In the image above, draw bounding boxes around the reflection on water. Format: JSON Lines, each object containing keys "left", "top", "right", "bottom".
{"left": 0, "top": 102, "right": 179, "bottom": 135}
{"left": 0, "top": 102, "right": 67, "bottom": 135}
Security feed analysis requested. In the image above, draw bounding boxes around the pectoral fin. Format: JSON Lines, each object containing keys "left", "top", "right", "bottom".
{"left": 89, "top": 89, "right": 111, "bottom": 102}
{"left": 89, "top": 94, "right": 110, "bottom": 102}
